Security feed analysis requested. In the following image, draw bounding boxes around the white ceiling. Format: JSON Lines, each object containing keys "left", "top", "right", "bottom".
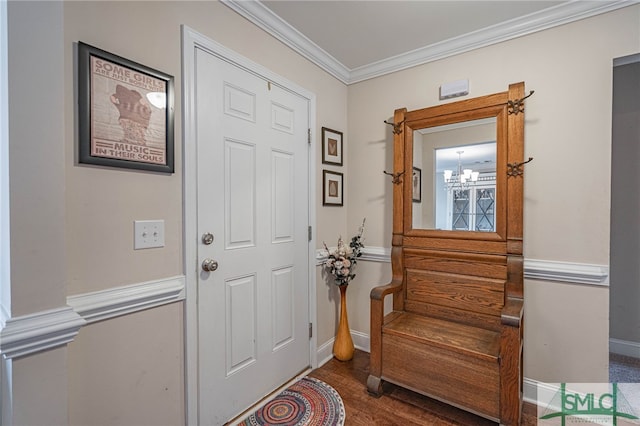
{"left": 223, "top": 0, "right": 636, "bottom": 84}
{"left": 262, "top": 0, "right": 565, "bottom": 70}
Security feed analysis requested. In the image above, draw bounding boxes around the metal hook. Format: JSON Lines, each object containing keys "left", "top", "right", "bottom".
{"left": 507, "top": 90, "right": 535, "bottom": 115}
{"left": 507, "top": 157, "right": 534, "bottom": 177}
{"left": 384, "top": 119, "right": 405, "bottom": 135}
{"left": 383, "top": 170, "right": 405, "bottom": 184}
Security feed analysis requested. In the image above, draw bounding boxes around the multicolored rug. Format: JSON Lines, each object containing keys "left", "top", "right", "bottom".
{"left": 238, "top": 377, "right": 345, "bottom": 426}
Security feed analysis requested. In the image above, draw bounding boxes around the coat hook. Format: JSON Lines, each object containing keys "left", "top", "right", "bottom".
{"left": 507, "top": 157, "right": 534, "bottom": 177}
{"left": 384, "top": 119, "right": 405, "bottom": 135}
{"left": 383, "top": 170, "right": 405, "bottom": 184}
{"left": 507, "top": 90, "right": 535, "bottom": 115}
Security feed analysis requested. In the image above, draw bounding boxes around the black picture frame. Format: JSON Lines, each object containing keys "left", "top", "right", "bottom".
{"left": 323, "top": 169, "right": 344, "bottom": 206}
{"left": 412, "top": 166, "right": 422, "bottom": 203}
{"left": 321, "top": 127, "right": 343, "bottom": 166}
{"left": 78, "top": 42, "right": 175, "bottom": 173}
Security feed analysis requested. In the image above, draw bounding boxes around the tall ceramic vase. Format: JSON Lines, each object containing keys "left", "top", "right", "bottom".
{"left": 333, "top": 284, "right": 355, "bottom": 361}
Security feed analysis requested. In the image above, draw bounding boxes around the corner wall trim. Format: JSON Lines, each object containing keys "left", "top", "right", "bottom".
{"left": 67, "top": 275, "right": 186, "bottom": 324}
{"left": 0, "top": 306, "right": 86, "bottom": 359}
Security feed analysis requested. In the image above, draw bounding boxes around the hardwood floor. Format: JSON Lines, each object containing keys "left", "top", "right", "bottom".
{"left": 309, "top": 350, "right": 538, "bottom": 425}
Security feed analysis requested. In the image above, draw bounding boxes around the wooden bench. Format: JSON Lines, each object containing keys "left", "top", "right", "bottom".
{"left": 368, "top": 83, "right": 528, "bottom": 425}
{"left": 368, "top": 247, "right": 524, "bottom": 424}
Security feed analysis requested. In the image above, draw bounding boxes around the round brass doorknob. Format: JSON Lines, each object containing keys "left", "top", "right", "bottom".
{"left": 202, "top": 258, "right": 219, "bottom": 272}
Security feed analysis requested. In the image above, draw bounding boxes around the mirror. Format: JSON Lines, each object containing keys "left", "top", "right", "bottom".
{"left": 412, "top": 117, "right": 497, "bottom": 231}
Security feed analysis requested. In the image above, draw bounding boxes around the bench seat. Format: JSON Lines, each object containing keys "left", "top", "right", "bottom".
{"left": 380, "top": 312, "right": 501, "bottom": 419}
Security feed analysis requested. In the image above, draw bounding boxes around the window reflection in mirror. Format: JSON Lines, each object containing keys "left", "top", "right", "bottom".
{"left": 412, "top": 117, "right": 497, "bottom": 231}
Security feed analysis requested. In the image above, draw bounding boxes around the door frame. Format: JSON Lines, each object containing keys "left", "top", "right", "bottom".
{"left": 181, "top": 25, "right": 318, "bottom": 425}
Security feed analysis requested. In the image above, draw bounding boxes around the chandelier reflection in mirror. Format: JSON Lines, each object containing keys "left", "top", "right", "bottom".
{"left": 443, "top": 150, "right": 479, "bottom": 196}
{"left": 434, "top": 143, "right": 497, "bottom": 232}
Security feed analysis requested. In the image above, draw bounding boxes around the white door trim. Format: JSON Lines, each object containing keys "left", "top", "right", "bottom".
{"left": 181, "top": 25, "right": 317, "bottom": 426}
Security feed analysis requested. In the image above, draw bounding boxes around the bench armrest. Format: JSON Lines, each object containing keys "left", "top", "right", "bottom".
{"left": 501, "top": 297, "right": 524, "bottom": 327}
{"left": 370, "top": 280, "right": 403, "bottom": 301}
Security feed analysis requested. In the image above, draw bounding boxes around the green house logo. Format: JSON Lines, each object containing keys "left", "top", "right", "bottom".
{"left": 540, "top": 383, "right": 639, "bottom": 425}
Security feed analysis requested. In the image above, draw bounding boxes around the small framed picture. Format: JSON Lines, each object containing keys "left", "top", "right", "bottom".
{"left": 322, "top": 127, "right": 343, "bottom": 166}
{"left": 78, "top": 42, "right": 175, "bottom": 173}
{"left": 323, "top": 169, "right": 343, "bottom": 206}
{"left": 412, "top": 167, "right": 422, "bottom": 203}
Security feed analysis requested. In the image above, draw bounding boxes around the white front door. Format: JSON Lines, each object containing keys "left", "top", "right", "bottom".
{"left": 194, "top": 47, "right": 311, "bottom": 424}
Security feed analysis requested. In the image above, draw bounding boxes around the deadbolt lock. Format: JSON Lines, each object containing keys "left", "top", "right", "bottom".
{"left": 202, "top": 233, "right": 214, "bottom": 245}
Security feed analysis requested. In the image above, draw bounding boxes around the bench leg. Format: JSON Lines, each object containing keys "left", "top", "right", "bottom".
{"left": 366, "top": 374, "right": 383, "bottom": 397}
{"left": 500, "top": 325, "right": 522, "bottom": 425}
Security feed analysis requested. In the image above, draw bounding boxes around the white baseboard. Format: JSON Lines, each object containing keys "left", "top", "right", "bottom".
{"left": 610, "top": 338, "right": 640, "bottom": 358}
{"left": 316, "top": 329, "right": 371, "bottom": 368}
{"left": 351, "top": 330, "right": 370, "bottom": 353}
{"left": 317, "top": 338, "right": 334, "bottom": 367}
{"left": 524, "top": 377, "right": 543, "bottom": 405}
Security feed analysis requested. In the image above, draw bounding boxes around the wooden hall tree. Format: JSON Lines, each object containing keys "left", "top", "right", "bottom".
{"left": 368, "top": 83, "right": 529, "bottom": 425}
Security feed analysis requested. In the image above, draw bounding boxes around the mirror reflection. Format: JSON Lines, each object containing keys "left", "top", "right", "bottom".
{"left": 412, "top": 117, "right": 497, "bottom": 231}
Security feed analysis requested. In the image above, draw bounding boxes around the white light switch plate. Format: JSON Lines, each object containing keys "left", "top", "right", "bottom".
{"left": 134, "top": 220, "right": 165, "bottom": 249}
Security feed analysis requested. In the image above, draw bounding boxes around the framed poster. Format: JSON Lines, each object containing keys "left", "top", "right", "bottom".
{"left": 78, "top": 42, "right": 175, "bottom": 173}
{"left": 412, "top": 166, "right": 422, "bottom": 203}
{"left": 321, "top": 127, "right": 343, "bottom": 166}
{"left": 323, "top": 169, "right": 343, "bottom": 206}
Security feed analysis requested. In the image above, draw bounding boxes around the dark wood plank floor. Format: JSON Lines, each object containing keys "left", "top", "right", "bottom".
{"left": 309, "top": 349, "right": 538, "bottom": 425}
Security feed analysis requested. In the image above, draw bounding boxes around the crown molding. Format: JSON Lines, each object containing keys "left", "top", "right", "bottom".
{"left": 221, "top": 0, "right": 351, "bottom": 84}
{"left": 223, "top": 0, "right": 637, "bottom": 85}
{"left": 614, "top": 52, "right": 640, "bottom": 67}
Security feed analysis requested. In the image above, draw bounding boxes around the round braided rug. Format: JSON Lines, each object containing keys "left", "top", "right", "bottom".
{"left": 239, "top": 377, "right": 345, "bottom": 426}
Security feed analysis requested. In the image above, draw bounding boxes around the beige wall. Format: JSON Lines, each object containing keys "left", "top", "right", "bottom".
{"left": 68, "top": 303, "right": 184, "bottom": 426}
{"left": 8, "top": 1, "right": 66, "bottom": 317}
{"left": 61, "top": 1, "right": 347, "bottom": 424}
{"left": 7, "top": 0, "right": 347, "bottom": 424}
{"left": 62, "top": 0, "right": 347, "bottom": 296}
{"left": 346, "top": 6, "right": 640, "bottom": 383}
{"left": 6, "top": 2, "right": 70, "bottom": 424}
{"left": 6, "top": 1, "right": 640, "bottom": 424}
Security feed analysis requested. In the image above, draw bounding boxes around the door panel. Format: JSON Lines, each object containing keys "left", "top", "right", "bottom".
{"left": 195, "top": 46, "right": 310, "bottom": 425}
{"left": 225, "top": 138, "right": 256, "bottom": 249}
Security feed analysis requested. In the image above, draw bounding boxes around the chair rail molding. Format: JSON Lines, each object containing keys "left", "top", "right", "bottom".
{"left": 0, "top": 275, "right": 185, "bottom": 359}
{"left": 316, "top": 247, "right": 609, "bottom": 287}
{"left": 0, "top": 306, "right": 85, "bottom": 359}
{"left": 523, "top": 259, "right": 609, "bottom": 286}
{"left": 67, "top": 275, "right": 186, "bottom": 324}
